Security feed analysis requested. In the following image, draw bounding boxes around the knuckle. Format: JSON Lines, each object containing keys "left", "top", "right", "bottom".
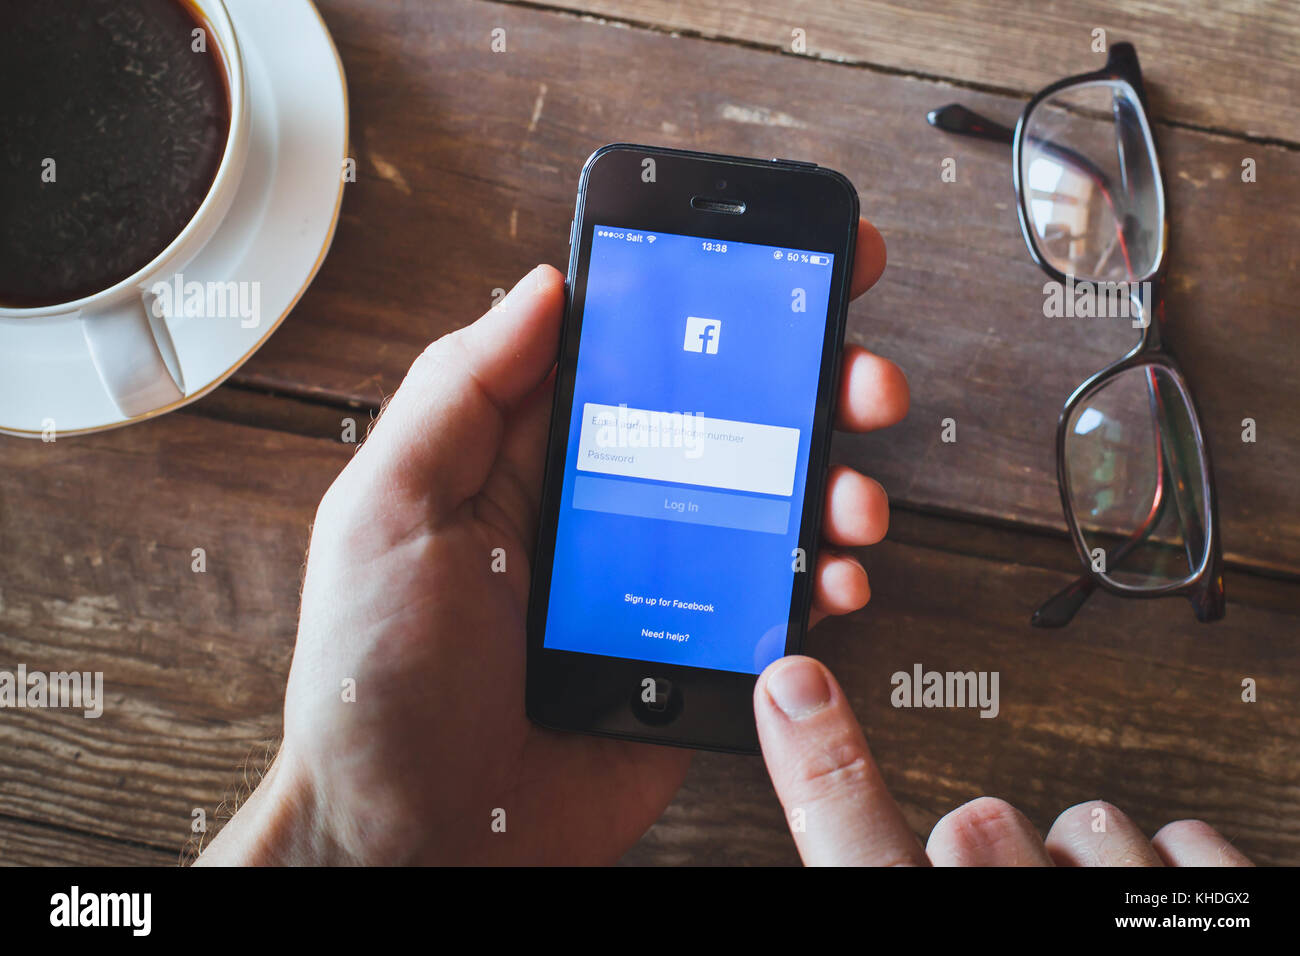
{"left": 949, "top": 795, "right": 1023, "bottom": 829}
{"left": 931, "top": 797, "right": 1029, "bottom": 852}
{"left": 1152, "top": 818, "right": 1213, "bottom": 843}
{"left": 790, "top": 732, "right": 873, "bottom": 802}
{"left": 416, "top": 330, "right": 457, "bottom": 366}
{"left": 404, "top": 330, "right": 463, "bottom": 392}
{"left": 1054, "top": 798, "right": 1119, "bottom": 831}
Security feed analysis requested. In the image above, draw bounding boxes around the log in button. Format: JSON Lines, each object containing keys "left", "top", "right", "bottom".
{"left": 572, "top": 474, "right": 790, "bottom": 535}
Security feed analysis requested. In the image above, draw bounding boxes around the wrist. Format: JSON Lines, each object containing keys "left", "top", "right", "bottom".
{"left": 195, "top": 745, "right": 346, "bottom": 866}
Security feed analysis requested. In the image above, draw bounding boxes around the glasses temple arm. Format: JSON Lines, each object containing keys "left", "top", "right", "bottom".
{"left": 928, "top": 103, "right": 1120, "bottom": 195}
{"left": 929, "top": 103, "right": 1131, "bottom": 244}
{"left": 926, "top": 104, "right": 1015, "bottom": 145}
{"left": 1030, "top": 573, "right": 1097, "bottom": 628}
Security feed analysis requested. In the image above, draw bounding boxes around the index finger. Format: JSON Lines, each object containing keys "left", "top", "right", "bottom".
{"left": 755, "top": 656, "right": 929, "bottom": 866}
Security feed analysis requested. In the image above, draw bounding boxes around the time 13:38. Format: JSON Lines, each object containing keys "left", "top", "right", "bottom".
{"left": 701, "top": 241, "right": 728, "bottom": 253}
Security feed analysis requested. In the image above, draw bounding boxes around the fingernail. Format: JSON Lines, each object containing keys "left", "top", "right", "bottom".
{"left": 767, "top": 658, "right": 831, "bottom": 720}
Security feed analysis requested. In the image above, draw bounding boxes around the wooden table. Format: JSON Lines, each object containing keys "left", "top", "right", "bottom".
{"left": 2, "top": 0, "right": 1297, "bottom": 866}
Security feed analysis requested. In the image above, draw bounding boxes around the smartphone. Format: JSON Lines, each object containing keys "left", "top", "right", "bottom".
{"left": 525, "top": 144, "right": 859, "bottom": 753}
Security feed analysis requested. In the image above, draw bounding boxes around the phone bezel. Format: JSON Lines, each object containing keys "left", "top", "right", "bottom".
{"left": 525, "top": 143, "right": 860, "bottom": 754}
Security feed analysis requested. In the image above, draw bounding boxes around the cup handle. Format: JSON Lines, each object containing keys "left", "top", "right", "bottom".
{"left": 81, "top": 294, "right": 187, "bottom": 418}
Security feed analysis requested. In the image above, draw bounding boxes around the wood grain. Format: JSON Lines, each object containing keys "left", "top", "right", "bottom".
{"left": 231, "top": 0, "right": 1300, "bottom": 574}
{"left": 513, "top": 0, "right": 1300, "bottom": 144}
{"left": 0, "top": 817, "right": 174, "bottom": 868}
{"left": 1, "top": 414, "right": 1296, "bottom": 865}
{"left": 0, "top": 412, "right": 350, "bottom": 853}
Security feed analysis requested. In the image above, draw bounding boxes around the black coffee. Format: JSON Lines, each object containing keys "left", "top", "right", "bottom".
{"left": 0, "top": 0, "right": 230, "bottom": 307}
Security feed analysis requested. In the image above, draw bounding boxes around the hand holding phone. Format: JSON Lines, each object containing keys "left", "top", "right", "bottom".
{"left": 202, "top": 180, "right": 905, "bottom": 866}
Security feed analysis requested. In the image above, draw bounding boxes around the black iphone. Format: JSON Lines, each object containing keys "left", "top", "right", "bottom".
{"left": 526, "top": 144, "right": 859, "bottom": 753}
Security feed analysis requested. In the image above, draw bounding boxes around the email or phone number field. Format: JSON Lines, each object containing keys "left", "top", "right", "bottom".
{"left": 572, "top": 402, "right": 799, "bottom": 535}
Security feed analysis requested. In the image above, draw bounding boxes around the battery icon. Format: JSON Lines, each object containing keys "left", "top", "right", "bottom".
{"left": 809, "top": 254, "right": 831, "bottom": 265}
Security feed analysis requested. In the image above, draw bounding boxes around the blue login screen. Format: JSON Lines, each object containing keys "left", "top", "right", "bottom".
{"left": 542, "top": 225, "right": 835, "bottom": 674}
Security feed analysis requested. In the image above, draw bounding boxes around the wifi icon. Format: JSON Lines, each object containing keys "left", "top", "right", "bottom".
{"left": 646, "top": 235, "right": 657, "bottom": 243}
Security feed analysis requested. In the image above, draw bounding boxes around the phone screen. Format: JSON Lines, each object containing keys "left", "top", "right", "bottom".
{"left": 541, "top": 224, "right": 836, "bottom": 675}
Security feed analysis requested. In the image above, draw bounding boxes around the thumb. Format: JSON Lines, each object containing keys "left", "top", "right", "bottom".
{"left": 755, "top": 656, "right": 928, "bottom": 866}
{"left": 356, "top": 264, "right": 565, "bottom": 511}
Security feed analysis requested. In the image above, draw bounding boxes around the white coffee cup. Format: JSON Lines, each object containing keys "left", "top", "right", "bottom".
{"left": 0, "top": 0, "right": 250, "bottom": 419}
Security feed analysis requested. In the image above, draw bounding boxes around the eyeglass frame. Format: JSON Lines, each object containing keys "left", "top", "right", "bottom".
{"left": 928, "top": 42, "right": 1226, "bottom": 626}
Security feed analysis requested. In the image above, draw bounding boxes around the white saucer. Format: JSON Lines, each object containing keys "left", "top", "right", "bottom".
{"left": 0, "top": 0, "right": 348, "bottom": 438}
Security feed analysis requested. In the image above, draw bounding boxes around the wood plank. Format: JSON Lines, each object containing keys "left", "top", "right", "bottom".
{"left": 2, "top": 415, "right": 1295, "bottom": 863}
{"left": 0, "top": 414, "right": 351, "bottom": 852}
{"left": 519, "top": 0, "right": 1300, "bottom": 144}
{"left": 0, "top": 817, "right": 173, "bottom": 867}
{"left": 233, "top": 0, "right": 1300, "bottom": 573}
{"left": 185, "top": 383, "right": 371, "bottom": 443}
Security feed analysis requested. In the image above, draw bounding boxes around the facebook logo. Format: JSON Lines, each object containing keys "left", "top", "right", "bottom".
{"left": 683, "top": 316, "right": 722, "bottom": 354}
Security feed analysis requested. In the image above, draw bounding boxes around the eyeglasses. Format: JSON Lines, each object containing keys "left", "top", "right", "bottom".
{"left": 928, "top": 42, "right": 1225, "bottom": 627}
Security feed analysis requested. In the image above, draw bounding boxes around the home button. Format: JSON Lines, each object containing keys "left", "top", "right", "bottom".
{"left": 630, "top": 676, "right": 682, "bottom": 726}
